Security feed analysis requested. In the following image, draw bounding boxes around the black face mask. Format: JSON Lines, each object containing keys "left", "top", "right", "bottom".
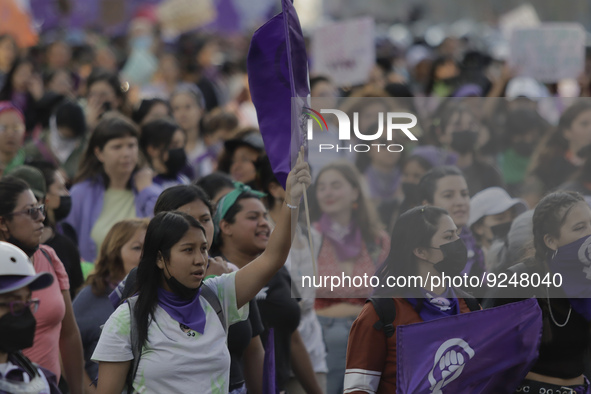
{"left": 163, "top": 263, "right": 200, "bottom": 300}
{"left": 0, "top": 308, "right": 36, "bottom": 353}
{"left": 432, "top": 238, "right": 468, "bottom": 276}
{"left": 53, "top": 196, "right": 72, "bottom": 223}
{"left": 164, "top": 148, "right": 187, "bottom": 177}
{"left": 165, "top": 275, "right": 200, "bottom": 300}
{"left": 513, "top": 141, "right": 535, "bottom": 157}
{"left": 402, "top": 182, "right": 420, "bottom": 202}
{"left": 450, "top": 130, "right": 478, "bottom": 155}
{"left": 490, "top": 221, "right": 512, "bottom": 241}
{"left": 7, "top": 236, "right": 38, "bottom": 258}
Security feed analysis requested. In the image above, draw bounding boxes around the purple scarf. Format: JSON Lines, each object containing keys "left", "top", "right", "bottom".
{"left": 364, "top": 165, "right": 401, "bottom": 200}
{"left": 157, "top": 287, "right": 206, "bottom": 334}
{"left": 318, "top": 214, "right": 363, "bottom": 261}
{"left": 407, "top": 287, "right": 461, "bottom": 322}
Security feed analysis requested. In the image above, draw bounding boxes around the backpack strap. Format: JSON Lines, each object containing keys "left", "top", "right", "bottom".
{"left": 201, "top": 285, "right": 226, "bottom": 333}
{"left": 126, "top": 297, "right": 141, "bottom": 394}
{"left": 39, "top": 248, "right": 54, "bottom": 269}
{"left": 367, "top": 298, "right": 397, "bottom": 338}
{"left": 12, "top": 351, "right": 40, "bottom": 379}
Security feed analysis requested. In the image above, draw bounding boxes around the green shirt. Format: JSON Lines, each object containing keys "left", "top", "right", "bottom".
{"left": 2, "top": 149, "right": 25, "bottom": 175}
{"left": 500, "top": 148, "right": 531, "bottom": 185}
{"left": 90, "top": 189, "right": 136, "bottom": 255}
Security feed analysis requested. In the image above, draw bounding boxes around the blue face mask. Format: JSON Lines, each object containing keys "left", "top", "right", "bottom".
{"left": 548, "top": 234, "right": 591, "bottom": 320}
{"left": 132, "top": 35, "right": 153, "bottom": 51}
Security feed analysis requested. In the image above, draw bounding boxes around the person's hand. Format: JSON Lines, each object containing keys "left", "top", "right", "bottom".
{"left": 285, "top": 148, "right": 311, "bottom": 207}
{"left": 28, "top": 74, "right": 44, "bottom": 101}
{"left": 205, "top": 256, "right": 232, "bottom": 277}
{"left": 133, "top": 167, "right": 154, "bottom": 192}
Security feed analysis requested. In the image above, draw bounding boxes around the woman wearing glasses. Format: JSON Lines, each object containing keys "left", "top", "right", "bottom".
{"left": 0, "top": 176, "right": 84, "bottom": 394}
{"left": 0, "top": 241, "right": 60, "bottom": 394}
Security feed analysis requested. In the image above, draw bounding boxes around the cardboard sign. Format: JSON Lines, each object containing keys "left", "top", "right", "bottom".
{"left": 509, "top": 23, "right": 585, "bottom": 83}
{"left": 311, "top": 17, "right": 375, "bottom": 87}
{"left": 157, "top": 0, "right": 216, "bottom": 39}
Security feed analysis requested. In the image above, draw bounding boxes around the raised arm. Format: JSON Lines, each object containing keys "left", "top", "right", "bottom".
{"left": 235, "top": 153, "right": 311, "bottom": 308}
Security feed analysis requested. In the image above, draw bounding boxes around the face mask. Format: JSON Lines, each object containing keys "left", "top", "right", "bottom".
{"left": 53, "top": 195, "right": 72, "bottom": 222}
{"left": 491, "top": 221, "right": 512, "bottom": 241}
{"left": 7, "top": 236, "right": 38, "bottom": 258}
{"left": 402, "top": 182, "right": 420, "bottom": 202}
{"left": 450, "top": 130, "right": 478, "bottom": 155}
{"left": 163, "top": 262, "right": 200, "bottom": 300}
{"left": 132, "top": 35, "right": 153, "bottom": 52}
{"left": 431, "top": 238, "right": 468, "bottom": 277}
{"left": 164, "top": 275, "right": 200, "bottom": 300}
{"left": 548, "top": 234, "right": 591, "bottom": 320}
{"left": 0, "top": 308, "right": 36, "bottom": 352}
{"left": 513, "top": 141, "right": 535, "bottom": 157}
{"left": 165, "top": 148, "right": 187, "bottom": 177}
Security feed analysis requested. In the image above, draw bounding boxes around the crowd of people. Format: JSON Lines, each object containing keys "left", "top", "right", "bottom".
{"left": 1, "top": 5, "right": 591, "bottom": 394}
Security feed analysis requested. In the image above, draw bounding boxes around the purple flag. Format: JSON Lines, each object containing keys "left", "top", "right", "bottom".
{"left": 247, "top": 0, "right": 310, "bottom": 188}
{"left": 396, "top": 298, "right": 542, "bottom": 394}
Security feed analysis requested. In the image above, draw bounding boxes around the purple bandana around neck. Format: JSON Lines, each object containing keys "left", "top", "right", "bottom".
{"left": 157, "top": 287, "right": 206, "bottom": 334}
{"left": 407, "top": 287, "right": 461, "bottom": 322}
{"left": 318, "top": 213, "right": 363, "bottom": 261}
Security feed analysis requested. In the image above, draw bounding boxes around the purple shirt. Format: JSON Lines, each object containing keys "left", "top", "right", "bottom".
{"left": 64, "top": 176, "right": 162, "bottom": 262}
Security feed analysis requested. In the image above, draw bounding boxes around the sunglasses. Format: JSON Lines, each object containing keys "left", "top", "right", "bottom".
{"left": 0, "top": 299, "right": 40, "bottom": 316}
{"left": 6, "top": 205, "right": 46, "bottom": 220}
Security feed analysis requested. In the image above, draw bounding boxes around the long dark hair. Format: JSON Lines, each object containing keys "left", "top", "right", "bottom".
{"left": 139, "top": 118, "right": 180, "bottom": 167}
{"left": 133, "top": 211, "right": 205, "bottom": 349}
{"left": 154, "top": 185, "right": 213, "bottom": 216}
{"left": 374, "top": 205, "right": 448, "bottom": 296}
{"left": 0, "top": 177, "right": 30, "bottom": 216}
{"left": 73, "top": 113, "right": 139, "bottom": 186}
{"left": 0, "top": 57, "right": 35, "bottom": 100}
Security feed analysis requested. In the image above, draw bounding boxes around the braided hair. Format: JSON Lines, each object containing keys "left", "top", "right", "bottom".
{"left": 532, "top": 191, "right": 584, "bottom": 266}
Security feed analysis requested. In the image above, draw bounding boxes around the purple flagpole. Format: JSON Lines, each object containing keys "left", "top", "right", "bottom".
{"left": 247, "top": 0, "right": 310, "bottom": 188}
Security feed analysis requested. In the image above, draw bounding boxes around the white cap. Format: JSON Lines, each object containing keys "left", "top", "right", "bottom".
{"left": 469, "top": 187, "right": 528, "bottom": 228}
{"left": 0, "top": 242, "right": 53, "bottom": 294}
{"left": 505, "top": 77, "right": 548, "bottom": 100}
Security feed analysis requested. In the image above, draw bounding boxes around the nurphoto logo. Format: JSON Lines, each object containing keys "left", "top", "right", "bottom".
{"left": 303, "top": 106, "right": 418, "bottom": 153}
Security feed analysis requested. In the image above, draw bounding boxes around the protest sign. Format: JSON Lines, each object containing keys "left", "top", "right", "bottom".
{"left": 311, "top": 17, "right": 375, "bottom": 87}
{"left": 509, "top": 23, "right": 586, "bottom": 83}
{"left": 157, "top": 0, "right": 216, "bottom": 39}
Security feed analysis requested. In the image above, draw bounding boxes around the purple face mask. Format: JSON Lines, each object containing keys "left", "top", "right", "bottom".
{"left": 548, "top": 234, "right": 591, "bottom": 320}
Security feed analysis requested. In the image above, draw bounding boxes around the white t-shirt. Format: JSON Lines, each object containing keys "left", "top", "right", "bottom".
{"left": 92, "top": 272, "right": 248, "bottom": 393}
